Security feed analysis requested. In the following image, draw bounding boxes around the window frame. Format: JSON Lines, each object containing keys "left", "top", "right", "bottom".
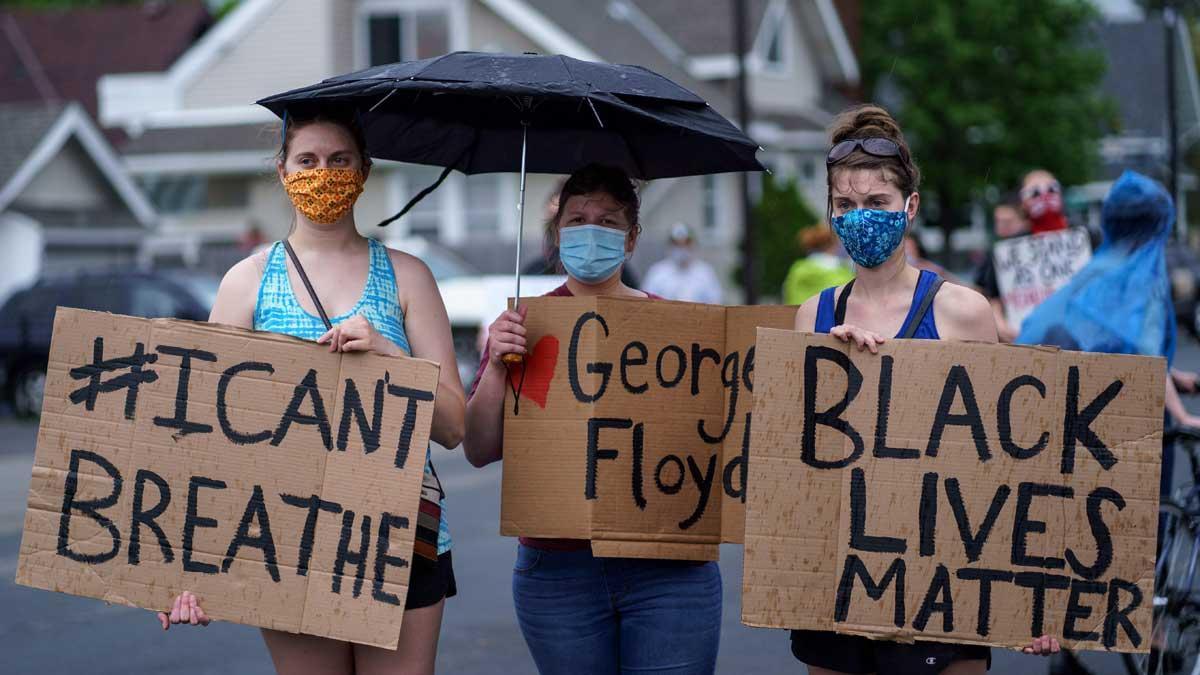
{"left": 355, "top": 0, "right": 463, "bottom": 69}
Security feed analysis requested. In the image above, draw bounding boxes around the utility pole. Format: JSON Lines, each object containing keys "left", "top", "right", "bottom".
{"left": 1166, "top": 2, "right": 1181, "bottom": 237}
{"left": 733, "top": 0, "right": 756, "bottom": 304}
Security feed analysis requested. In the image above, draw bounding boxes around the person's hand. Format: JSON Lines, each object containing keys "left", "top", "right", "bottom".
{"left": 998, "top": 320, "right": 1019, "bottom": 343}
{"left": 486, "top": 306, "right": 528, "bottom": 367}
{"left": 157, "top": 591, "right": 210, "bottom": 631}
{"left": 1022, "top": 635, "right": 1061, "bottom": 655}
{"left": 830, "top": 324, "right": 886, "bottom": 354}
{"left": 1173, "top": 369, "right": 1200, "bottom": 394}
{"left": 317, "top": 315, "right": 397, "bottom": 357}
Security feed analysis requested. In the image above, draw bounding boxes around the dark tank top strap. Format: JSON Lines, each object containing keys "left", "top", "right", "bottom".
{"left": 899, "top": 275, "right": 944, "bottom": 339}
{"left": 833, "top": 279, "right": 855, "bottom": 326}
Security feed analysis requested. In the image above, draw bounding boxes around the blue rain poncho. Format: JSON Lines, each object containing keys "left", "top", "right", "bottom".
{"left": 1016, "top": 170, "right": 1175, "bottom": 364}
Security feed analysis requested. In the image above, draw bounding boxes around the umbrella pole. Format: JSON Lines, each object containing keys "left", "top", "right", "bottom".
{"left": 502, "top": 123, "right": 529, "bottom": 366}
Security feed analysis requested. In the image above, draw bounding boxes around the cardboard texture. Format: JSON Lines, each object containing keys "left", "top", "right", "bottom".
{"left": 993, "top": 228, "right": 1092, "bottom": 327}
{"left": 743, "top": 329, "right": 1163, "bottom": 653}
{"left": 500, "top": 297, "right": 795, "bottom": 560}
{"left": 15, "top": 309, "right": 440, "bottom": 649}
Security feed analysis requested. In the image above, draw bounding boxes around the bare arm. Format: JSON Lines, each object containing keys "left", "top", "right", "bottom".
{"left": 207, "top": 254, "right": 265, "bottom": 328}
{"left": 990, "top": 298, "right": 1018, "bottom": 343}
{"left": 391, "top": 250, "right": 466, "bottom": 449}
{"left": 464, "top": 307, "right": 527, "bottom": 467}
{"left": 793, "top": 292, "right": 822, "bottom": 332}
{"left": 933, "top": 283, "right": 999, "bottom": 343}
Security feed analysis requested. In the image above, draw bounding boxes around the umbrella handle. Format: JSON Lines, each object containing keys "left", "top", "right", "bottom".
{"left": 502, "top": 353, "right": 524, "bottom": 365}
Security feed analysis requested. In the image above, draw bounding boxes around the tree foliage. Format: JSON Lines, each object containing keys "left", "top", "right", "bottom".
{"left": 861, "top": 0, "right": 1114, "bottom": 230}
{"left": 739, "top": 174, "right": 820, "bottom": 300}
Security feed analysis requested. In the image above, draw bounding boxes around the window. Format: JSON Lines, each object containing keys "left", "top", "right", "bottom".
{"left": 702, "top": 175, "right": 718, "bottom": 230}
{"left": 757, "top": 0, "right": 789, "bottom": 74}
{"left": 464, "top": 173, "right": 502, "bottom": 236}
{"left": 364, "top": 7, "right": 450, "bottom": 66}
{"left": 130, "top": 285, "right": 180, "bottom": 319}
{"left": 395, "top": 165, "right": 444, "bottom": 240}
{"left": 138, "top": 175, "right": 249, "bottom": 214}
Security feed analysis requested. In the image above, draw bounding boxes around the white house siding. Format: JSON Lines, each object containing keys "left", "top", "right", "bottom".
{"left": 748, "top": 9, "right": 821, "bottom": 114}
{"left": 14, "top": 139, "right": 120, "bottom": 213}
{"left": 183, "top": 0, "right": 337, "bottom": 109}
{"left": 469, "top": 1, "right": 542, "bottom": 54}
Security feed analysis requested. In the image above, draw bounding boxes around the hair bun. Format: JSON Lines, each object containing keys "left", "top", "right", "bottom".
{"left": 829, "top": 103, "right": 905, "bottom": 145}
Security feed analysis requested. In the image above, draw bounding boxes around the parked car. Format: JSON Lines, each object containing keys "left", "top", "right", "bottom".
{"left": 1168, "top": 241, "right": 1200, "bottom": 339}
{"left": 0, "top": 270, "right": 219, "bottom": 417}
{"left": 387, "top": 237, "right": 565, "bottom": 385}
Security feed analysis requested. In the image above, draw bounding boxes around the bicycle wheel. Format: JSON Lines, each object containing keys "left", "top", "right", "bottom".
{"left": 1123, "top": 502, "right": 1194, "bottom": 675}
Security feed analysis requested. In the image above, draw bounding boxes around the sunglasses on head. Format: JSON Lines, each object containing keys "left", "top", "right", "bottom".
{"left": 1020, "top": 182, "right": 1061, "bottom": 200}
{"left": 827, "top": 137, "right": 906, "bottom": 165}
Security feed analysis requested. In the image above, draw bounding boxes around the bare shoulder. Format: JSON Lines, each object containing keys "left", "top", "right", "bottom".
{"left": 210, "top": 252, "right": 268, "bottom": 328}
{"left": 794, "top": 288, "right": 828, "bottom": 332}
{"left": 384, "top": 246, "right": 437, "bottom": 287}
{"left": 220, "top": 252, "right": 268, "bottom": 294}
{"left": 934, "top": 281, "right": 997, "bottom": 341}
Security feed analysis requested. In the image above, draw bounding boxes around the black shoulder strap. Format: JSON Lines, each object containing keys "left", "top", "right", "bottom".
{"left": 833, "top": 279, "right": 855, "bottom": 326}
{"left": 282, "top": 239, "right": 333, "bottom": 330}
{"left": 900, "top": 276, "right": 945, "bottom": 339}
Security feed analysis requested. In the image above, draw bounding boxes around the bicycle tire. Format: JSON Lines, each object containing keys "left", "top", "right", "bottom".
{"left": 1124, "top": 501, "right": 1200, "bottom": 675}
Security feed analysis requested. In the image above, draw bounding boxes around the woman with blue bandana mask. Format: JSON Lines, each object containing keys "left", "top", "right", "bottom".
{"left": 789, "top": 105, "right": 1061, "bottom": 674}
{"left": 463, "top": 164, "right": 723, "bottom": 675}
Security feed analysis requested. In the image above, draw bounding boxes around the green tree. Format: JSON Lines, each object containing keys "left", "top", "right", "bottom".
{"left": 861, "top": 0, "right": 1114, "bottom": 233}
{"left": 737, "top": 175, "right": 820, "bottom": 300}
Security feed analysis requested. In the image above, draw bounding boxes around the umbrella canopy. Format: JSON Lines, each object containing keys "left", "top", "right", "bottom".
{"left": 256, "top": 51, "right": 763, "bottom": 179}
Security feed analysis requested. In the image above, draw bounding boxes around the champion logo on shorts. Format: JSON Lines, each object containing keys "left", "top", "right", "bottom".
{"left": 926, "top": 657, "right": 938, "bottom": 666}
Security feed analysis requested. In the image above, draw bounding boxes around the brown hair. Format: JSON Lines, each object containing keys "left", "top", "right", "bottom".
{"left": 826, "top": 104, "right": 920, "bottom": 197}
{"left": 798, "top": 223, "right": 837, "bottom": 254}
{"left": 544, "top": 163, "right": 641, "bottom": 248}
{"left": 274, "top": 109, "right": 371, "bottom": 168}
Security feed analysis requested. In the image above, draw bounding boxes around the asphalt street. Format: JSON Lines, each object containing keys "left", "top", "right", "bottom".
{"left": 4, "top": 335, "right": 1198, "bottom": 674}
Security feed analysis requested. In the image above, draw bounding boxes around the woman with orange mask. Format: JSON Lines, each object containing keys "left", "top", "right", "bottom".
{"left": 155, "top": 111, "right": 465, "bottom": 675}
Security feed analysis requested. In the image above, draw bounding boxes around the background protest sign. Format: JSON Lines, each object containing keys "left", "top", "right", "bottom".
{"left": 500, "top": 297, "right": 795, "bottom": 560}
{"left": 16, "top": 309, "right": 439, "bottom": 649}
{"left": 743, "top": 329, "right": 1162, "bottom": 653}
{"left": 994, "top": 227, "right": 1092, "bottom": 328}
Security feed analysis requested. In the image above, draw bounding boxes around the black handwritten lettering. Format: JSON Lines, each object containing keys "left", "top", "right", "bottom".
{"left": 656, "top": 455, "right": 685, "bottom": 494}
{"left": 279, "top": 493, "right": 343, "bottom": 576}
{"left": 57, "top": 449, "right": 122, "bottom": 564}
{"left": 632, "top": 423, "right": 646, "bottom": 510}
{"left": 385, "top": 382, "right": 433, "bottom": 469}
{"left": 129, "top": 469, "right": 173, "bottom": 565}
{"left": 569, "top": 312, "right": 611, "bottom": 403}
{"left": 912, "top": 564, "right": 954, "bottom": 633}
{"left": 874, "top": 356, "right": 918, "bottom": 459}
{"left": 946, "top": 478, "right": 1011, "bottom": 563}
{"left": 722, "top": 412, "right": 751, "bottom": 503}
{"left": 1014, "top": 571, "right": 1070, "bottom": 637}
{"left": 337, "top": 376, "right": 385, "bottom": 453}
{"left": 1066, "top": 487, "right": 1124, "bottom": 580}
{"left": 620, "top": 342, "right": 649, "bottom": 394}
{"left": 802, "top": 346, "right": 864, "bottom": 469}
{"left": 690, "top": 343, "right": 720, "bottom": 396}
{"left": 998, "top": 375, "right": 1049, "bottom": 459}
{"left": 849, "top": 467, "right": 906, "bottom": 553}
{"left": 1104, "top": 579, "right": 1143, "bottom": 648}
{"left": 656, "top": 345, "right": 686, "bottom": 389}
{"left": 1062, "top": 366, "right": 1122, "bottom": 474}
{"left": 957, "top": 568, "right": 1015, "bottom": 637}
{"left": 680, "top": 454, "right": 717, "bottom": 530}
{"left": 1012, "top": 483, "right": 1072, "bottom": 569}
{"left": 153, "top": 345, "right": 216, "bottom": 436}
{"left": 834, "top": 555, "right": 906, "bottom": 628}
{"left": 220, "top": 484, "right": 280, "bottom": 582}
{"left": 1064, "top": 579, "right": 1106, "bottom": 642}
{"left": 372, "top": 513, "right": 410, "bottom": 606}
{"left": 68, "top": 338, "right": 158, "bottom": 418}
{"left": 271, "top": 369, "right": 332, "bottom": 451}
{"left": 699, "top": 350, "right": 739, "bottom": 443}
{"left": 333, "top": 510, "right": 371, "bottom": 598}
{"left": 925, "top": 366, "right": 990, "bottom": 461}
{"left": 217, "top": 361, "right": 274, "bottom": 444}
{"left": 183, "top": 476, "right": 226, "bottom": 574}
{"left": 586, "top": 418, "right": 630, "bottom": 500}
{"left": 918, "top": 472, "right": 938, "bottom": 557}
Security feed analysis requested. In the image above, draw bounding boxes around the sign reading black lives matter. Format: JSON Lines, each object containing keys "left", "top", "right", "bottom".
{"left": 744, "top": 330, "right": 1162, "bottom": 653}
{"left": 994, "top": 228, "right": 1092, "bottom": 329}
{"left": 15, "top": 309, "right": 439, "bottom": 649}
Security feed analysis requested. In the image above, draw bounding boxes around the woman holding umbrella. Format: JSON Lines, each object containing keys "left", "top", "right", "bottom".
{"left": 790, "top": 104, "right": 1060, "bottom": 673}
{"left": 463, "top": 163, "right": 723, "bottom": 674}
{"left": 156, "top": 110, "right": 465, "bottom": 675}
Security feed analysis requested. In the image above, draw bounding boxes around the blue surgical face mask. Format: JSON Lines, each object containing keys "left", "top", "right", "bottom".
{"left": 559, "top": 224, "right": 629, "bottom": 283}
{"left": 831, "top": 195, "right": 912, "bottom": 268}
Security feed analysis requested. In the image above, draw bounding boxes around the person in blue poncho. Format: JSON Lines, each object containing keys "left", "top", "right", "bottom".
{"left": 1017, "top": 170, "right": 1200, "bottom": 499}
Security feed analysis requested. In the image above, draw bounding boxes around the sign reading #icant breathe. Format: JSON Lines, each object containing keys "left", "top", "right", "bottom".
{"left": 16, "top": 309, "right": 439, "bottom": 649}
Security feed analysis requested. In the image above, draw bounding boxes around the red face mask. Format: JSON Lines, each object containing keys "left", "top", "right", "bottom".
{"left": 1022, "top": 181, "right": 1067, "bottom": 233}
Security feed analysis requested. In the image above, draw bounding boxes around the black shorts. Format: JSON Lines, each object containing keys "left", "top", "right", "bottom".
{"left": 791, "top": 630, "right": 990, "bottom": 674}
{"left": 405, "top": 551, "right": 457, "bottom": 610}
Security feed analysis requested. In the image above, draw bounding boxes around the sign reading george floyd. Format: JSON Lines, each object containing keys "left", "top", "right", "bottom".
{"left": 743, "top": 329, "right": 1162, "bottom": 653}
{"left": 500, "top": 297, "right": 795, "bottom": 561}
{"left": 994, "top": 227, "right": 1092, "bottom": 328}
{"left": 15, "top": 309, "right": 439, "bottom": 649}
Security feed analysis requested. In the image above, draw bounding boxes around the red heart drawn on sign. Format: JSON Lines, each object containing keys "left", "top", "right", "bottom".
{"left": 508, "top": 335, "right": 559, "bottom": 409}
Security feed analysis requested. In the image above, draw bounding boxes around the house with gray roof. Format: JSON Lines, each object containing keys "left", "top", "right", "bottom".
{"left": 98, "top": 0, "right": 859, "bottom": 293}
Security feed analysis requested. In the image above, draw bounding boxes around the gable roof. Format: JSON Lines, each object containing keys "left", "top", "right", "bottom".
{"left": 0, "top": 2, "right": 211, "bottom": 119}
{"left": 0, "top": 102, "right": 156, "bottom": 227}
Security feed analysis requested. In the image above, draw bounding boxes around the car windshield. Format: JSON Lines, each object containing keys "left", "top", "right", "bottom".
{"left": 165, "top": 274, "right": 220, "bottom": 312}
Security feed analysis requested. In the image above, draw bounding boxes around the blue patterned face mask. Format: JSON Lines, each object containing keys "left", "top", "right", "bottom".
{"left": 559, "top": 223, "right": 629, "bottom": 283}
{"left": 831, "top": 195, "right": 912, "bottom": 268}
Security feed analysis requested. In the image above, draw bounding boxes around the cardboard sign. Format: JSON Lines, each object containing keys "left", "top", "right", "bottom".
{"left": 500, "top": 297, "right": 795, "bottom": 561}
{"left": 743, "top": 329, "right": 1162, "bottom": 653}
{"left": 994, "top": 228, "right": 1092, "bottom": 328}
{"left": 16, "top": 309, "right": 439, "bottom": 649}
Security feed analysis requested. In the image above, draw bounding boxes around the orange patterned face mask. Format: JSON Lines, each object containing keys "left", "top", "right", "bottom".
{"left": 283, "top": 168, "right": 365, "bottom": 225}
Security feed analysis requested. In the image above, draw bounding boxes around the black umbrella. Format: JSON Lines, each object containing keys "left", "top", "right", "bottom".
{"left": 257, "top": 51, "right": 762, "bottom": 326}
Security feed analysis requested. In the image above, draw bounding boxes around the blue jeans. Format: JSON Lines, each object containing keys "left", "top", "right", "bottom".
{"left": 511, "top": 545, "right": 722, "bottom": 675}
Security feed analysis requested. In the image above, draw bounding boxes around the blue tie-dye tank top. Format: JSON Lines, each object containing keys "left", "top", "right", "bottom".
{"left": 254, "top": 239, "right": 451, "bottom": 555}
